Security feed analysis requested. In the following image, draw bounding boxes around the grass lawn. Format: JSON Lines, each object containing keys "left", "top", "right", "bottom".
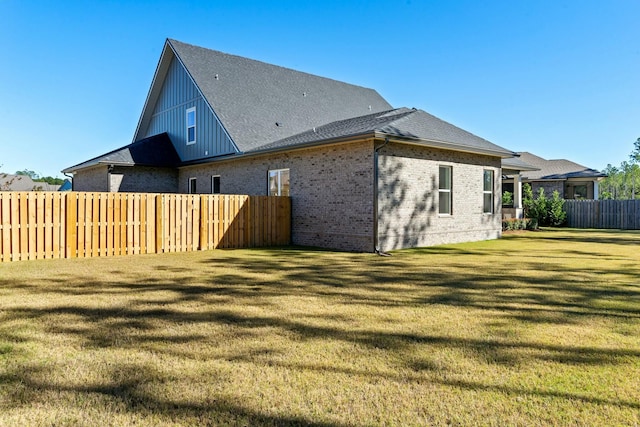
{"left": 1, "top": 228, "right": 639, "bottom": 426}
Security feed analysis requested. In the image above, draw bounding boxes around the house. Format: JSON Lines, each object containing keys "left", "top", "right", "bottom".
{"left": 63, "top": 39, "right": 517, "bottom": 252}
{"left": 502, "top": 152, "right": 606, "bottom": 201}
{"left": 0, "top": 173, "right": 61, "bottom": 191}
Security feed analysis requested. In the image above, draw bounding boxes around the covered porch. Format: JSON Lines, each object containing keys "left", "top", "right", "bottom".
{"left": 501, "top": 157, "right": 540, "bottom": 220}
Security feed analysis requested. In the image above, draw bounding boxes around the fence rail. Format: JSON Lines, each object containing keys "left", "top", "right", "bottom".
{"left": 0, "top": 192, "right": 290, "bottom": 262}
{"left": 564, "top": 199, "right": 640, "bottom": 229}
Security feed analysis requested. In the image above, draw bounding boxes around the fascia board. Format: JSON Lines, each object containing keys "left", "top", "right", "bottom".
{"left": 375, "top": 132, "right": 516, "bottom": 158}
{"left": 132, "top": 41, "right": 174, "bottom": 143}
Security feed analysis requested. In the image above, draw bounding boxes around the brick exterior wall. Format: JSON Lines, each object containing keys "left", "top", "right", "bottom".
{"left": 109, "top": 166, "right": 178, "bottom": 193}
{"left": 377, "top": 143, "right": 502, "bottom": 251}
{"left": 528, "top": 181, "right": 564, "bottom": 198}
{"left": 72, "top": 165, "right": 109, "bottom": 192}
{"left": 71, "top": 139, "right": 505, "bottom": 252}
{"left": 179, "top": 140, "right": 376, "bottom": 252}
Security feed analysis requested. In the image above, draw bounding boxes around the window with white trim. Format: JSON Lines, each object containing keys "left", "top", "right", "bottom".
{"left": 439, "top": 166, "right": 452, "bottom": 215}
{"left": 268, "top": 169, "right": 290, "bottom": 196}
{"left": 211, "top": 175, "right": 220, "bottom": 194}
{"left": 186, "top": 107, "right": 196, "bottom": 145}
{"left": 189, "top": 177, "right": 197, "bottom": 194}
{"left": 483, "top": 170, "right": 494, "bottom": 214}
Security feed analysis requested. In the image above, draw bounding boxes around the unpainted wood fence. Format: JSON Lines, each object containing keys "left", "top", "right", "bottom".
{"left": 0, "top": 192, "right": 291, "bottom": 262}
{"left": 564, "top": 199, "right": 640, "bottom": 229}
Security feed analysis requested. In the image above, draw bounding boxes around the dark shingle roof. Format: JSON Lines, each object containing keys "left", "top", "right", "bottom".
{"left": 169, "top": 39, "right": 393, "bottom": 152}
{"left": 0, "top": 174, "right": 60, "bottom": 191}
{"left": 257, "top": 108, "right": 514, "bottom": 157}
{"left": 63, "top": 133, "right": 180, "bottom": 173}
{"left": 517, "top": 152, "right": 606, "bottom": 180}
{"left": 501, "top": 156, "right": 540, "bottom": 173}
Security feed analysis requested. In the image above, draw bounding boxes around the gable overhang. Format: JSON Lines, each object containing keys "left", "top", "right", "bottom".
{"left": 131, "top": 41, "right": 174, "bottom": 144}
{"left": 131, "top": 39, "right": 240, "bottom": 153}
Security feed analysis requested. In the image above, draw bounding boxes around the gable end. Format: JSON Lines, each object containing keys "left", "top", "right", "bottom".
{"left": 134, "top": 41, "right": 238, "bottom": 163}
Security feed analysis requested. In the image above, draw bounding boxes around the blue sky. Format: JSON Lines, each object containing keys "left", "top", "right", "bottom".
{"left": 1, "top": 0, "right": 638, "bottom": 178}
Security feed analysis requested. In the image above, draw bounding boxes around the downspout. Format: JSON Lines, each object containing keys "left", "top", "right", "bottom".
{"left": 107, "top": 165, "right": 114, "bottom": 192}
{"left": 373, "top": 138, "right": 391, "bottom": 256}
{"left": 63, "top": 172, "right": 73, "bottom": 191}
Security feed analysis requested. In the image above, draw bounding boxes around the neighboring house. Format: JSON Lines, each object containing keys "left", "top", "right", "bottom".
{"left": 500, "top": 156, "right": 540, "bottom": 219}
{"left": 0, "top": 174, "right": 61, "bottom": 191}
{"left": 63, "top": 39, "right": 516, "bottom": 252}
{"left": 58, "top": 179, "right": 73, "bottom": 191}
{"left": 502, "top": 152, "right": 606, "bottom": 200}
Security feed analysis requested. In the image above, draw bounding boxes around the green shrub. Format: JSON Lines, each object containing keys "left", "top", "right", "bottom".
{"left": 522, "top": 184, "right": 566, "bottom": 227}
{"left": 548, "top": 190, "right": 567, "bottom": 226}
{"left": 502, "top": 218, "right": 531, "bottom": 231}
{"left": 502, "top": 191, "right": 513, "bottom": 206}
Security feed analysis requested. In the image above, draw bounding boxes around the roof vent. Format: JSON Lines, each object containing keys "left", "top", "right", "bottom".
{"left": 275, "top": 122, "right": 281, "bottom": 127}
{"left": 303, "top": 92, "right": 307, "bottom": 97}
{"left": 368, "top": 105, "right": 372, "bottom": 111}
{"left": 215, "top": 74, "right": 219, "bottom": 80}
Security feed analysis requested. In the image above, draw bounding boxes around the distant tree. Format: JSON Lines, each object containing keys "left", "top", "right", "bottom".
{"left": 631, "top": 137, "right": 640, "bottom": 164}
{"left": 15, "top": 169, "right": 40, "bottom": 180}
{"left": 600, "top": 164, "right": 619, "bottom": 199}
{"left": 599, "top": 138, "right": 640, "bottom": 200}
{"left": 35, "top": 176, "right": 65, "bottom": 185}
{"left": 628, "top": 137, "right": 640, "bottom": 199}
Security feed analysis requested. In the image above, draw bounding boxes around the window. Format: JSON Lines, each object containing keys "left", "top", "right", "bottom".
{"left": 189, "top": 178, "right": 197, "bottom": 194}
{"left": 483, "top": 170, "right": 494, "bottom": 214}
{"left": 438, "top": 166, "right": 452, "bottom": 215}
{"left": 268, "top": 169, "right": 290, "bottom": 196}
{"left": 186, "top": 107, "right": 196, "bottom": 145}
{"left": 211, "top": 175, "right": 221, "bottom": 194}
{"left": 574, "top": 185, "right": 587, "bottom": 199}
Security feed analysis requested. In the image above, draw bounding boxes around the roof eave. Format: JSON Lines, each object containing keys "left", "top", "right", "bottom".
{"left": 179, "top": 132, "right": 378, "bottom": 168}
{"left": 62, "top": 160, "right": 134, "bottom": 174}
{"left": 377, "top": 132, "right": 515, "bottom": 158}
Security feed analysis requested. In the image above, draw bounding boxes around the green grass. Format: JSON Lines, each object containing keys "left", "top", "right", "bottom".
{"left": 1, "top": 228, "right": 639, "bottom": 426}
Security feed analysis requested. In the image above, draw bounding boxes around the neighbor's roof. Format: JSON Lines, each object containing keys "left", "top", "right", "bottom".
{"left": 0, "top": 174, "right": 60, "bottom": 191}
{"left": 0, "top": 174, "right": 38, "bottom": 191}
{"left": 516, "top": 152, "right": 606, "bottom": 180}
{"left": 63, "top": 133, "right": 180, "bottom": 173}
{"left": 501, "top": 156, "right": 540, "bottom": 173}
{"left": 257, "top": 108, "right": 515, "bottom": 157}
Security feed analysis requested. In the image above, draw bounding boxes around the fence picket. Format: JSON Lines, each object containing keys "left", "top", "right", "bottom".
{"left": 0, "top": 191, "right": 290, "bottom": 262}
{"left": 564, "top": 199, "right": 640, "bottom": 230}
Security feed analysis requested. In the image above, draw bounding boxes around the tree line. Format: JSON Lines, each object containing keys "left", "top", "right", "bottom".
{"left": 599, "top": 138, "right": 640, "bottom": 200}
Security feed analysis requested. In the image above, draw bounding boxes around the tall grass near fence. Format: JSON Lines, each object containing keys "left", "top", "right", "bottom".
{"left": 0, "top": 192, "right": 290, "bottom": 262}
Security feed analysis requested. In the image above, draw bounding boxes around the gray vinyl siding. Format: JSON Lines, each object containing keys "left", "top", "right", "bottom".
{"left": 142, "top": 57, "right": 237, "bottom": 162}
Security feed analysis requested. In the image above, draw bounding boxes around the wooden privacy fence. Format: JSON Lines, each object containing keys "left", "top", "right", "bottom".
{"left": 564, "top": 199, "right": 640, "bottom": 229}
{"left": 0, "top": 192, "right": 291, "bottom": 262}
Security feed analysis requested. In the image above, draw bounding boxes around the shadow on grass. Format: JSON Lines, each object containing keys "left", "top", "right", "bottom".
{"left": 1, "top": 230, "right": 639, "bottom": 423}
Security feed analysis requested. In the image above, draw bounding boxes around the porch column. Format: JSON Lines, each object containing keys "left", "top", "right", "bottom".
{"left": 513, "top": 174, "right": 522, "bottom": 209}
{"left": 593, "top": 181, "right": 599, "bottom": 200}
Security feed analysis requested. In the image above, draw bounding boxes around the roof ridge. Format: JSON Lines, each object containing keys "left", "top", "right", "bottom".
{"left": 168, "top": 38, "right": 383, "bottom": 93}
